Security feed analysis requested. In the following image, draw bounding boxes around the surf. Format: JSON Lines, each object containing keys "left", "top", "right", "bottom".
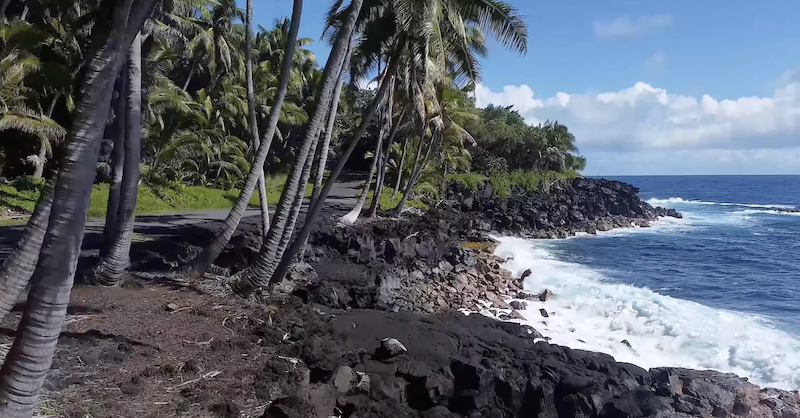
{"left": 489, "top": 236, "right": 800, "bottom": 390}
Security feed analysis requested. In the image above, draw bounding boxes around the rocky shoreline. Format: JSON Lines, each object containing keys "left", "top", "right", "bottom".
{"left": 70, "top": 176, "right": 798, "bottom": 417}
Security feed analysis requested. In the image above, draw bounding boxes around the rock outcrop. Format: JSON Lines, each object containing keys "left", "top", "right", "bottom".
{"left": 262, "top": 304, "right": 800, "bottom": 418}
{"left": 448, "top": 177, "right": 682, "bottom": 238}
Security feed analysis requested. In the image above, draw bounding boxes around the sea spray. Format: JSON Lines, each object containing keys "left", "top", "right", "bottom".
{"left": 491, "top": 236, "right": 800, "bottom": 390}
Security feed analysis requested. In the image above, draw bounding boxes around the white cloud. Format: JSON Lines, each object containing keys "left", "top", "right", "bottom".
{"left": 474, "top": 74, "right": 800, "bottom": 174}
{"left": 355, "top": 79, "right": 378, "bottom": 90}
{"left": 594, "top": 14, "right": 673, "bottom": 40}
{"left": 644, "top": 52, "right": 666, "bottom": 71}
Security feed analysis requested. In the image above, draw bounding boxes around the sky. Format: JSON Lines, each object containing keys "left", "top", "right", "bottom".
{"left": 247, "top": 0, "right": 800, "bottom": 175}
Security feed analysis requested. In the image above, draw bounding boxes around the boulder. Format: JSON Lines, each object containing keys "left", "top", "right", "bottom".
{"left": 379, "top": 338, "right": 407, "bottom": 358}
{"left": 332, "top": 366, "right": 357, "bottom": 394}
{"left": 509, "top": 300, "right": 527, "bottom": 310}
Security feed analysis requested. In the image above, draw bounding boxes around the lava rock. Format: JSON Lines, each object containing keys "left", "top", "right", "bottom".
{"left": 509, "top": 301, "right": 527, "bottom": 310}
{"left": 379, "top": 338, "right": 407, "bottom": 358}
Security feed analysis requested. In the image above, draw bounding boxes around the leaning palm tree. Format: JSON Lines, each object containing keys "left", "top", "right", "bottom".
{"left": 267, "top": 0, "right": 528, "bottom": 286}
{"left": 93, "top": 32, "right": 144, "bottom": 286}
{"left": 183, "top": 0, "right": 304, "bottom": 278}
{"left": 0, "top": 182, "right": 53, "bottom": 323}
{"left": 244, "top": 0, "right": 271, "bottom": 236}
{"left": 293, "top": 37, "right": 355, "bottom": 259}
{"left": 228, "top": 0, "right": 365, "bottom": 295}
{"left": 0, "top": 1, "right": 155, "bottom": 413}
{"left": 340, "top": 70, "right": 394, "bottom": 224}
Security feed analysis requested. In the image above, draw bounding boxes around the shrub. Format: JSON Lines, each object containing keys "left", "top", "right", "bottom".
{"left": 471, "top": 151, "right": 509, "bottom": 177}
{"left": 449, "top": 170, "right": 581, "bottom": 198}
{"left": 449, "top": 172, "right": 488, "bottom": 191}
{"left": 12, "top": 176, "right": 45, "bottom": 192}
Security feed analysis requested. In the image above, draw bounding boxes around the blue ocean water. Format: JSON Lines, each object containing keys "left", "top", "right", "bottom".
{"left": 491, "top": 176, "right": 800, "bottom": 390}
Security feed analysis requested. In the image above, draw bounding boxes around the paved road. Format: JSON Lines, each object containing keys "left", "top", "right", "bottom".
{"left": 0, "top": 173, "right": 364, "bottom": 255}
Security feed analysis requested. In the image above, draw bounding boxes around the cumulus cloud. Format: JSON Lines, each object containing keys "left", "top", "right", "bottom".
{"left": 474, "top": 75, "right": 800, "bottom": 174}
{"left": 593, "top": 14, "right": 673, "bottom": 39}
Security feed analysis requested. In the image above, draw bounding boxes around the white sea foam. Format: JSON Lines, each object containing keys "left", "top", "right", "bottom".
{"left": 737, "top": 209, "right": 800, "bottom": 217}
{"left": 648, "top": 197, "right": 795, "bottom": 210}
{"left": 488, "top": 236, "right": 800, "bottom": 390}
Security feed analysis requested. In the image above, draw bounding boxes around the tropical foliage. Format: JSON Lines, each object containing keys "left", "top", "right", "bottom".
{"left": 0, "top": 0, "right": 598, "bottom": 412}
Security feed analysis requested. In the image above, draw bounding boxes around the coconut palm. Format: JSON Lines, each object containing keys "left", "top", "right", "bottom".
{"left": 0, "top": 21, "right": 67, "bottom": 179}
{"left": 0, "top": 181, "right": 53, "bottom": 323}
{"left": 265, "top": 0, "right": 527, "bottom": 285}
{"left": 93, "top": 32, "right": 144, "bottom": 286}
{"left": 183, "top": 0, "right": 304, "bottom": 278}
{"left": 0, "top": 1, "right": 155, "bottom": 412}
{"left": 228, "top": 0, "right": 365, "bottom": 295}
{"left": 244, "top": 0, "right": 271, "bottom": 236}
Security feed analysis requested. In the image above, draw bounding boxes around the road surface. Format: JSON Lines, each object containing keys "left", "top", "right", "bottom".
{"left": 0, "top": 173, "right": 364, "bottom": 256}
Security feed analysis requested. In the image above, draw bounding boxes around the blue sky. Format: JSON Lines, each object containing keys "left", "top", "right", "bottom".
{"left": 247, "top": 0, "right": 800, "bottom": 175}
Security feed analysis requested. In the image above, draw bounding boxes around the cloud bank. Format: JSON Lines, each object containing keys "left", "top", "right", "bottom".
{"left": 474, "top": 75, "right": 800, "bottom": 174}
{"left": 593, "top": 14, "right": 673, "bottom": 40}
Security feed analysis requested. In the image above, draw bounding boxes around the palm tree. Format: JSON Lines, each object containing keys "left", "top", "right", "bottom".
{"left": 183, "top": 0, "right": 304, "bottom": 278}
{"left": 0, "top": 21, "right": 67, "bottom": 178}
{"left": 340, "top": 125, "right": 383, "bottom": 225}
{"left": 392, "top": 83, "right": 476, "bottom": 214}
{"left": 0, "top": 181, "right": 53, "bottom": 322}
{"left": 294, "top": 38, "right": 354, "bottom": 259}
{"left": 0, "top": 1, "right": 155, "bottom": 412}
{"left": 228, "top": 0, "right": 365, "bottom": 295}
{"left": 93, "top": 32, "right": 144, "bottom": 286}
{"left": 101, "top": 76, "right": 126, "bottom": 255}
{"left": 267, "top": 0, "right": 527, "bottom": 285}
{"left": 244, "top": 0, "right": 270, "bottom": 236}
{"left": 366, "top": 99, "right": 405, "bottom": 217}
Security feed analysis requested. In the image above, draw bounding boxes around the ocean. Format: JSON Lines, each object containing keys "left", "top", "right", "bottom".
{"left": 491, "top": 175, "right": 800, "bottom": 390}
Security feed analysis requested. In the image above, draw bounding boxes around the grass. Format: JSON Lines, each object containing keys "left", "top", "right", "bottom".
{"left": 449, "top": 169, "right": 581, "bottom": 198}
{"left": 0, "top": 174, "right": 313, "bottom": 220}
{"left": 356, "top": 189, "right": 429, "bottom": 212}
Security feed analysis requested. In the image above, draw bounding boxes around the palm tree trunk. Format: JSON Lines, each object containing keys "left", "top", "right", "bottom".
{"left": 392, "top": 136, "right": 427, "bottom": 216}
{"left": 230, "top": 0, "right": 364, "bottom": 295}
{"left": 93, "top": 32, "right": 143, "bottom": 287}
{"left": 32, "top": 138, "right": 47, "bottom": 179}
{"left": 0, "top": 1, "right": 153, "bottom": 413}
{"left": 266, "top": 53, "right": 400, "bottom": 288}
{"left": 340, "top": 135, "right": 382, "bottom": 225}
{"left": 272, "top": 128, "right": 319, "bottom": 262}
{"left": 101, "top": 74, "right": 127, "bottom": 257}
{"left": 308, "top": 40, "right": 352, "bottom": 209}
{"left": 19, "top": 5, "right": 27, "bottom": 21}
{"left": 394, "top": 134, "right": 408, "bottom": 194}
{"left": 182, "top": 64, "right": 194, "bottom": 92}
{"left": 0, "top": 182, "right": 54, "bottom": 323}
{"left": 245, "top": 0, "right": 270, "bottom": 237}
{"left": 184, "top": 0, "right": 303, "bottom": 278}
{"left": 367, "top": 107, "right": 403, "bottom": 217}
{"left": 295, "top": 41, "right": 353, "bottom": 260}
{"left": 31, "top": 94, "right": 61, "bottom": 180}
{"left": 392, "top": 132, "right": 441, "bottom": 216}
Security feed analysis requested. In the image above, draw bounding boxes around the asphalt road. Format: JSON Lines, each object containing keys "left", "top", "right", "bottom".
{"left": 0, "top": 173, "right": 364, "bottom": 256}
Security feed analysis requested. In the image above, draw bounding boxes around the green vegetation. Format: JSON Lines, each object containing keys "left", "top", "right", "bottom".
{"left": 449, "top": 170, "right": 581, "bottom": 198}
{"left": 356, "top": 190, "right": 429, "bottom": 211}
{"left": 0, "top": 175, "right": 311, "bottom": 219}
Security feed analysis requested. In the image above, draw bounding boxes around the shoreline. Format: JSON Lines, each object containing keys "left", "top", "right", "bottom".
{"left": 31, "top": 176, "right": 800, "bottom": 417}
